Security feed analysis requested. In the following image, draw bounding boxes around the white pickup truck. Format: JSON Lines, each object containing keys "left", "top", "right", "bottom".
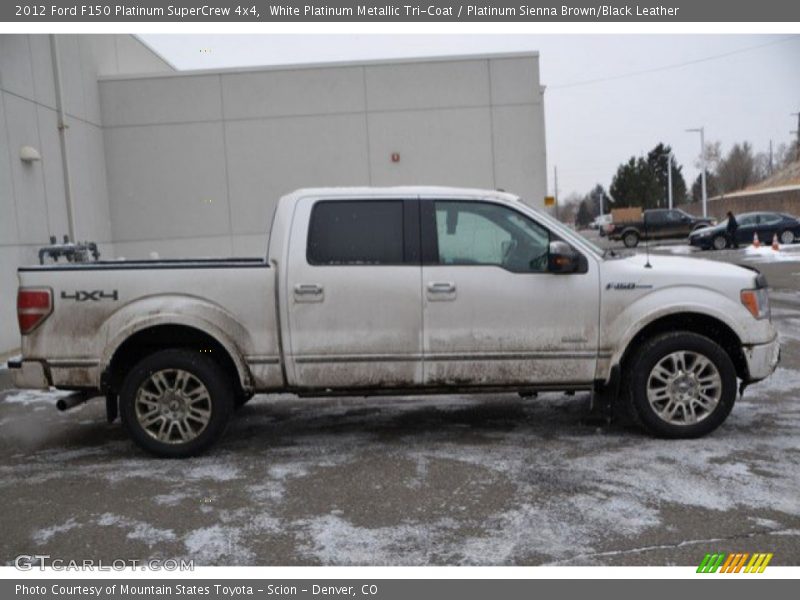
{"left": 10, "top": 187, "right": 780, "bottom": 457}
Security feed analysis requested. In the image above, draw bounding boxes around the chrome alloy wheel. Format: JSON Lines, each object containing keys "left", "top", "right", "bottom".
{"left": 646, "top": 351, "right": 722, "bottom": 426}
{"left": 134, "top": 369, "right": 212, "bottom": 444}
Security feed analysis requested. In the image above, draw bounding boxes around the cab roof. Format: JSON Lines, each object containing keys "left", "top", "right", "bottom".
{"left": 281, "top": 186, "right": 522, "bottom": 204}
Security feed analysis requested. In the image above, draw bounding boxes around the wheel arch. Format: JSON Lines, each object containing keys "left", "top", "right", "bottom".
{"left": 102, "top": 322, "right": 251, "bottom": 396}
{"left": 620, "top": 227, "right": 641, "bottom": 237}
{"left": 616, "top": 312, "right": 748, "bottom": 382}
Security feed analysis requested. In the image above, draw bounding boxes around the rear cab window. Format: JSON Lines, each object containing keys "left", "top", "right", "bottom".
{"left": 307, "top": 200, "right": 417, "bottom": 265}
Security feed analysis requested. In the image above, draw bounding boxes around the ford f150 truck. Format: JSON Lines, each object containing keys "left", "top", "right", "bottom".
{"left": 9, "top": 187, "right": 780, "bottom": 457}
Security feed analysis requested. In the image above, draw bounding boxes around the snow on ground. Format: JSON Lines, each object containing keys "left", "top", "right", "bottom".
{"left": 2, "top": 388, "right": 71, "bottom": 406}
{"left": 778, "top": 318, "right": 800, "bottom": 343}
{"left": 650, "top": 245, "right": 697, "bottom": 255}
{"left": 648, "top": 242, "right": 800, "bottom": 263}
{"left": 743, "top": 245, "right": 800, "bottom": 263}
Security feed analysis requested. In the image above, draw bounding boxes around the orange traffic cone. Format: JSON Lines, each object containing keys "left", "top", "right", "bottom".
{"left": 772, "top": 234, "right": 780, "bottom": 251}
{"left": 753, "top": 233, "right": 761, "bottom": 248}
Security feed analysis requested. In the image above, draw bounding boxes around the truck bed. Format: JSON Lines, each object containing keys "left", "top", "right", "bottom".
{"left": 16, "top": 257, "right": 283, "bottom": 392}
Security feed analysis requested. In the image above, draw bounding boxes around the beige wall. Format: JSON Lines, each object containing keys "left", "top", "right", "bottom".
{"left": 678, "top": 188, "right": 800, "bottom": 220}
{"left": 99, "top": 54, "right": 547, "bottom": 259}
{"left": 0, "top": 34, "right": 172, "bottom": 354}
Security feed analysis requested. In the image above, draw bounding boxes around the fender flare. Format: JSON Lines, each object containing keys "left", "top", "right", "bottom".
{"left": 98, "top": 296, "right": 254, "bottom": 391}
{"left": 607, "top": 295, "right": 749, "bottom": 374}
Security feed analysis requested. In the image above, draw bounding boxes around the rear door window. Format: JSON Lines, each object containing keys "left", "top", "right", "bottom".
{"left": 760, "top": 213, "right": 782, "bottom": 226}
{"left": 738, "top": 215, "right": 757, "bottom": 226}
{"left": 307, "top": 200, "right": 405, "bottom": 265}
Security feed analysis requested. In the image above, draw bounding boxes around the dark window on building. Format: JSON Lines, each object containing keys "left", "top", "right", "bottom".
{"left": 307, "top": 200, "right": 405, "bottom": 265}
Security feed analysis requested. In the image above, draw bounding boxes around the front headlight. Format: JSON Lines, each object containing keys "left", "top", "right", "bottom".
{"left": 741, "top": 287, "right": 770, "bottom": 320}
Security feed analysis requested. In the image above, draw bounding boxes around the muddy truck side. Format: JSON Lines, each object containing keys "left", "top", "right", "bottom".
{"left": 10, "top": 187, "right": 780, "bottom": 456}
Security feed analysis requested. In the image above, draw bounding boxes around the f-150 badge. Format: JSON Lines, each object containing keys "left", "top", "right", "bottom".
{"left": 605, "top": 282, "right": 653, "bottom": 290}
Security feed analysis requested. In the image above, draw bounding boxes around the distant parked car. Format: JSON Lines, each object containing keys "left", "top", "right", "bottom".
{"left": 689, "top": 212, "right": 800, "bottom": 250}
{"left": 607, "top": 208, "right": 714, "bottom": 248}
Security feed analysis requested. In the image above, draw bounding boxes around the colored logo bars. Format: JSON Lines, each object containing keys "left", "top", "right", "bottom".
{"left": 697, "top": 552, "right": 773, "bottom": 573}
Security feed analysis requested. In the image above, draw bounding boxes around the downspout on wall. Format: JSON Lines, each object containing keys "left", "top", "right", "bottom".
{"left": 49, "top": 34, "right": 77, "bottom": 242}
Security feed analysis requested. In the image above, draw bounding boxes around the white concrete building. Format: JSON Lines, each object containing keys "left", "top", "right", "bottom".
{"left": 1, "top": 36, "right": 547, "bottom": 354}
{"left": 0, "top": 35, "right": 172, "bottom": 354}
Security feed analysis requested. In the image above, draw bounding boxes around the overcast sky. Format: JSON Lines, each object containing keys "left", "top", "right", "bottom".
{"left": 141, "top": 34, "right": 800, "bottom": 201}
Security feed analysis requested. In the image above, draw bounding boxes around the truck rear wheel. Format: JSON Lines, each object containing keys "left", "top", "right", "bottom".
{"left": 623, "top": 332, "right": 736, "bottom": 438}
{"left": 119, "top": 349, "right": 234, "bottom": 457}
{"left": 622, "top": 231, "right": 640, "bottom": 248}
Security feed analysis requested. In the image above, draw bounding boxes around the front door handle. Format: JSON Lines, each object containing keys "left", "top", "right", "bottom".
{"left": 428, "top": 282, "right": 455, "bottom": 293}
{"left": 294, "top": 283, "right": 324, "bottom": 302}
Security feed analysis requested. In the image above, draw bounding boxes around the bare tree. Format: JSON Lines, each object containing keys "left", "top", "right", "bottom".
{"left": 558, "top": 192, "right": 582, "bottom": 224}
{"left": 716, "top": 142, "right": 762, "bottom": 193}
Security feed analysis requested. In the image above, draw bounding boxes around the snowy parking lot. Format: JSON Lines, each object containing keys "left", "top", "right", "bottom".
{"left": 1, "top": 248, "right": 799, "bottom": 566}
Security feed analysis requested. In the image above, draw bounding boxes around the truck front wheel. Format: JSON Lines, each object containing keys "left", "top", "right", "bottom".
{"left": 119, "top": 349, "right": 234, "bottom": 457}
{"left": 623, "top": 332, "right": 736, "bottom": 438}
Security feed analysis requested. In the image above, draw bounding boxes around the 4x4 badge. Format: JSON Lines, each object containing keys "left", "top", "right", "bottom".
{"left": 61, "top": 290, "right": 119, "bottom": 302}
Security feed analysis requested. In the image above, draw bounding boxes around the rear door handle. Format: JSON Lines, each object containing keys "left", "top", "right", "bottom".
{"left": 427, "top": 281, "right": 456, "bottom": 301}
{"left": 294, "top": 283, "right": 324, "bottom": 302}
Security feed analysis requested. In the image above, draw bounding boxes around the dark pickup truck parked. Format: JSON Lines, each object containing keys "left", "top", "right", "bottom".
{"left": 607, "top": 209, "right": 715, "bottom": 248}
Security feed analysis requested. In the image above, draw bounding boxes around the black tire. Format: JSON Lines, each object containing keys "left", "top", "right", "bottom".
{"left": 712, "top": 234, "right": 728, "bottom": 250}
{"left": 779, "top": 229, "right": 795, "bottom": 245}
{"left": 622, "top": 332, "right": 736, "bottom": 438}
{"left": 119, "top": 349, "right": 234, "bottom": 457}
{"left": 235, "top": 392, "right": 255, "bottom": 410}
{"left": 622, "top": 231, "right": 640, "bottom": 248}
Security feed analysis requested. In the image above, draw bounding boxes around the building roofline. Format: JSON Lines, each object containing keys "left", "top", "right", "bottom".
{"left": 131, "top": 34, "right": 178, "bottom": 71}
{"left": 98, "top": 50, "right": 540, "bottom": 82}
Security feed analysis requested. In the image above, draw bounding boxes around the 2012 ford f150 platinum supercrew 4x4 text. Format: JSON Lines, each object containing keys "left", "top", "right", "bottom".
{"left": 9, "top": 187, "right": 780, "bottom": 457}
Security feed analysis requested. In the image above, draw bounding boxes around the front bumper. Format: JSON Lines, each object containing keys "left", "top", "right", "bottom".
{"left": 743, "top": 335, "right": 781, "bottom": 383}
{"left": 7, "top": 358, "right": 50, "bottom": 389}
{"left": 688, "top": 235, "right": 711, "bottom": 249}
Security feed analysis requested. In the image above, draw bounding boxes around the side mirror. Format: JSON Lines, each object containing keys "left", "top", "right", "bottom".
{"left": 548, "top": 241, "right": 583, "bottom": 273}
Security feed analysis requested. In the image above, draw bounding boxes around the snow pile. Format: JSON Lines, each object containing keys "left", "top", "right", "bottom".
{"left": 742, "top": 244, "right": 800, "bottom": 262}
{"left": 650, "top": 245, "right": 697, "bottom": 255}
{"left": 2, "top": 389, "right": 71, "bottom": 406}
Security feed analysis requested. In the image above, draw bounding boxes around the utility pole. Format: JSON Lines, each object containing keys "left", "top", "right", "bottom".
{"left": 769, "top": 139, "right": 774, "bottom": 175}
{"left": 553, "top": 165, "right": 559, "bottom": 220}
{"left": 667, "top": 152, "right": 673, "bottom": 210}
{"left": 792, "top": 112, "right": 800, "bottom": 161}
{"left": 598, "top": 188, "right": 604, "bottom": 218}
{"left": 687, "top": 127, "right": 707, "bottom": 218}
